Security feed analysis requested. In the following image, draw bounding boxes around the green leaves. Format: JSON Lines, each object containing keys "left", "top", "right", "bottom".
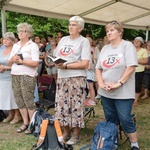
{"left": 0, "top": 11, "right": 148, "bottom": 41}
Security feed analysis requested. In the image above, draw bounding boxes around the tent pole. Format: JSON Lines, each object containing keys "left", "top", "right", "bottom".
{"left": 145, "top": 27, "right": 149, "bottom": 42}
{"left": 1, "top": 6, "right": 6, "bottom": 36}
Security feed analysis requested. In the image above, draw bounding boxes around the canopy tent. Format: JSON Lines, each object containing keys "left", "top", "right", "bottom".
{"left": 1, "top": 0, "right": 150, "bottom": 39}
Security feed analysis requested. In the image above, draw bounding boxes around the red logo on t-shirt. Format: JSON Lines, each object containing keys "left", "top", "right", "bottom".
{"left": 59, "top": 47, "right": 74, "bottom": 56}
{"left": 102, "top": 57, "right": 120, "bottom": 68}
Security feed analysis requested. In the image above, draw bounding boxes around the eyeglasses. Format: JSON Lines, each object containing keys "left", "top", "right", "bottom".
{"left": 18, "top": 30, "right": 27, "bottom": 33}
{"left": 108, "top": 20, "right": 120, "bottom": 26}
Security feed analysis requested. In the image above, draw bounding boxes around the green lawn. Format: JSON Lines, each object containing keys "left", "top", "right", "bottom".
{"left": 0, "top": 97, "right": 149, "bottom": 150}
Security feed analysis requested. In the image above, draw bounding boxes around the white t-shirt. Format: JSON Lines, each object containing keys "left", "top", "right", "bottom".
{"left": 9, "top": 40, "right": 39, "bottom": 77}
{"left": 54, "top": 35, "right": 91, "bottom": 78}
{"left": 96, "top": 40, "right": 138, "bottom": 99}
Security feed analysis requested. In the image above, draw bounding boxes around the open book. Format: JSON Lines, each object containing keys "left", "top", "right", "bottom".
{"left": 47, "top": 55, "right": 67, "bottom": 64}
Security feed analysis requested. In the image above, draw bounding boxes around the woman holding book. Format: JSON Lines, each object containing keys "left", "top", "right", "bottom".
{"left": 8, "top": 23, "right": 39, "bottom": 133}
{"left": 44, "top": 38, "right": 58, "bottom": 83}
{"left": 54, "top": 16, "right": 91, "bottom": 145}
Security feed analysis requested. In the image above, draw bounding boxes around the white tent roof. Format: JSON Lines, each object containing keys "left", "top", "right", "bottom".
{"left": 2, "top": 0, "right": 150, "bottom": 30}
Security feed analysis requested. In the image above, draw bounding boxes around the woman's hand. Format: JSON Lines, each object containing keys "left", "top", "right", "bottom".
{"left": 107, "top": 82, "right": 122, "bottom": 91}
{"left": 99, "top": 82, "right": 122, "bottom": 91}
{"left": 47, "top": 63, "right": 55, "bottom": 68}
{"left": 145, "top": 65, "right": 150, "bottom": 69}
{"left": 55, "top": 62, "right": 65, "bottom": 69}
{"left": 99, "top": 82, "right": 111, "bottom": 91}
{"left": 12, "top": 54, "right": 21, "bottom": 64}
{"left": 0, "top": 65, "right": 5, "bottom": 73}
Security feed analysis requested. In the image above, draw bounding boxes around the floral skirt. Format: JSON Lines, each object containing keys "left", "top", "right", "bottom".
{"left": 55, "top": 76, "right": 86, "bottom": 128}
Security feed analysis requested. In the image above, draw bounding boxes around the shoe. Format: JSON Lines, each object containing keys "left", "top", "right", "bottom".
{"left": 131, "top": 146, "right": 140, "bottom": 150}
{"left": 3, "top": 116, "right": 13, "bottom": 123}
{"left": 85, "top": 100, "right": 96, "bottom": 106}
{"left": 10, "top": 117, "right": 22, "bottom": 125}
{"left": 24, "top": 128, "right": 32, "bottom": 134}
{"left": 66, "top": 135, "right": 80, "bottom": 145}
{"left": 17, "top": 124, "right": 28, "bottom": 133}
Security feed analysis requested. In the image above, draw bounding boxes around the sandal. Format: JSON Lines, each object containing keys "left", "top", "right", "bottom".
{"left": 66, "top": 135, "right": 80, "bottom": 145}
{"left": 10, "top": 117, "right": 22, "bottom": 125}
{"left": 17, "top": 124, "right": 28, "bottom": 133}
{"left": 25, "top": 128, "right": 32, "bottom": 134}
{"left": 3, "top": 116, "right": 13, "bottom": 123}
{"left": 141, "top": 95, "right": 148, "bottom": 99}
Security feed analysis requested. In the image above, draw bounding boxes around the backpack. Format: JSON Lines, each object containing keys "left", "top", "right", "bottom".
{"left": 0, "top": 110, "right": 6, "bottom": 122}
{"left": 30, "top": 108, "right": 73, "bottom": 150}
{"left": 90, "top": 121, "right": 118, "bottom": 150}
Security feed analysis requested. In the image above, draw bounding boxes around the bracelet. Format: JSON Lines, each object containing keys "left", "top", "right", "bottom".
{"left": 65, "top": 64, "right": 67, "bottom": 69}
{"left": 118, "top": 80, "right": 123, "bottom": 85}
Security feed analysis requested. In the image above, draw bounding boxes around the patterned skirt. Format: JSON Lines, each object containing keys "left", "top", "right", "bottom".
{"left": 55, "top": 76, "right": 86, "bottom": 128}
{"left": 11, "top": 75, "right": 36, "bottom": 109}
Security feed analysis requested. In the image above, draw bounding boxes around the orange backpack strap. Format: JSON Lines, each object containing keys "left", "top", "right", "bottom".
{"left": 37, "top": 119, "right": 49, "bottom": 146}
{"left": 54, "top": 120, "right": 64, "bottom": 143}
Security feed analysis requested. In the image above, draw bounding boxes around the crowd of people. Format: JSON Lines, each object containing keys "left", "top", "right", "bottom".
{"left": 0, "top": 16, "right": 150, "bottom": 150}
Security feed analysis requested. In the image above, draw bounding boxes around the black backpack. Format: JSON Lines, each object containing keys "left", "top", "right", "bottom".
{"left": 30, "top": 108, "right": 73, "bottom": 150}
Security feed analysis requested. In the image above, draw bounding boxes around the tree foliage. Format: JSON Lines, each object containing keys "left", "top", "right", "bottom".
{"left": 0, "top": 11, "right": 148, "bottom": 41}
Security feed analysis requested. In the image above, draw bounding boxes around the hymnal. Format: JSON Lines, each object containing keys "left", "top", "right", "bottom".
{"left": 47, "top": 55, "right": 67, "bottom": 64}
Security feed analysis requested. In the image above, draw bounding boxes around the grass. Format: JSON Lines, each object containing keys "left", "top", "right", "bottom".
{"left": 0, "top": 97, "right": 150, "bottom": 150}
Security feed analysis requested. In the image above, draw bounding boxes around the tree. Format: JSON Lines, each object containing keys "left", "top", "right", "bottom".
{"left": 0, "top": 11, "right": 148, "bottom": 41}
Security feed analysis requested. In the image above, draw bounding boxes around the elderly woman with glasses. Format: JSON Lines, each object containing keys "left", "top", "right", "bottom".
{"left": 8, "top": 23, "right": 39, "bottom": 134}
{"left": 54, "top": 16, "right": 91, "bottom": 145}
{"left": 95, "top": 21, "right": 140, "bottom": 150}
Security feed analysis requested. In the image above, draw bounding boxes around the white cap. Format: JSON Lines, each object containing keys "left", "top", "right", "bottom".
{"left": 134, "top": 37, "right": 144, "bottom": 44}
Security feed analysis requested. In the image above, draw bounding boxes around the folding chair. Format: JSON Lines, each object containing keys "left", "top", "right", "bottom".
{"left": 83, "top": 106, "right": 95, "bottom": 133}
{"left": 37, "top": 75, "right": 56, "bottom": 111}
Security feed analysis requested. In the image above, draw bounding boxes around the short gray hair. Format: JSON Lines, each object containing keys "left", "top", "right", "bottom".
{"left": 69, "top": 16, "right": 85, "bottom": 29}
{"left": 3, "top": 32, "right": 15, "bottom": 41}
{"left": 134, "top": 37, "right": 144, "bottom": 44}
{"left": 17, "top": 22, "right": 33, "bottom": 35}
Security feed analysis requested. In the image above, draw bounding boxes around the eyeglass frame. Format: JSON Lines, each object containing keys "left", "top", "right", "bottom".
{"left": 17, "top": 30, "right": 28, "bottom": 33}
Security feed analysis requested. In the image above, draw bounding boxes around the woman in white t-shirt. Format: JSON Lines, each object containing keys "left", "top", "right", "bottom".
{"left": 54, "top": 16, "right": 91, "bottom": 145}
{"left": 96, "top": 21, "right": 140, "bottom": 150}
{"left": 8, "top": 23, "right": 39, "bottom": 134}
